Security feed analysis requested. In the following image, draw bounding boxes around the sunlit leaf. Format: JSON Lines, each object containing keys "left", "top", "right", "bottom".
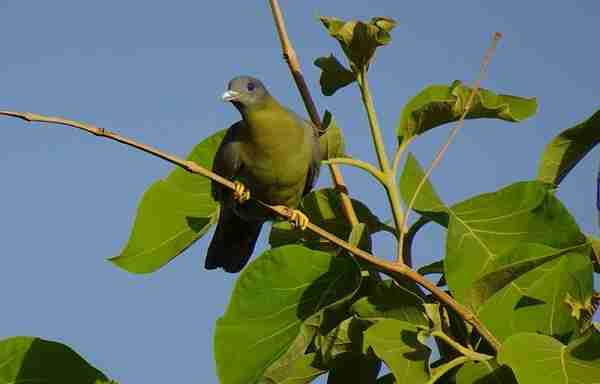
{"left": 0, "top": 336, "right": 110, "bottom": 384}
{"left": 397, "top": 81, "right": 537, "bottom": 142}
{"left": 444, "top": 181, "right": 586, "bottom": 306}
{"left": 214, "top": 245, "right": 361, "bottom": 384}
{"left": 498, "top": 330, "right": 600, "bottom": 384}
{"left": 319, "top": 16, "right": 397, "bottom": 71}
{"left": 314, "top": 55, "right": 356, "bottom": 96}
{"left": 537, "top": 110, "right": 600, "bottom": 185}
{"left": 110, "top": 129, "right": 225, "bottom": 273}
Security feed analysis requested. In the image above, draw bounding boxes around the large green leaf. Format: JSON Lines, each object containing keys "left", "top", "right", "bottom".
{"left": 537, "top": 110, "right": 600, "bottom": 185}
{"left": 0, "top": 336, "right": 111, "bottom": 384}
{"left": 269, "top": 189, "right": 385, "bottom": 252}
{"left": 319, "top": 16, "right": 396, "bottom": 71}
{"left": 110, "top": 129, "right": 224, "bottom": 273}
{"left": 399, "top": 152, "right": 448, "bottom": 226}
{"left": 214, "top": 245, "right": 361, "bottom": 384}
{"left": 444, "top": 181, "right": 587, "bottom": 307}
{"left": 363, "top": 319, "right": 430, "bottom": 383}
{"left": 397, "top": 81, "right": 537, "bottom": 142}
{"left": 319, "top": 111, "right": 347, "bottom": 160}
{"left": 476, "top": 249, "right": 592, "bottom": 342}
{"left": 351, "top": 279, "right": 427, "bottom": 326}
{"left": 455, "top": 360, "right": 517, "bottom": 384}
{"left": 314, "top": 55, "right": 356, "bottom": 96}
{"left": 470, "top": 243, "right": 591, "bottom": 307}
{"left": 498, "top": 331, "right": 600, "bottom": 384}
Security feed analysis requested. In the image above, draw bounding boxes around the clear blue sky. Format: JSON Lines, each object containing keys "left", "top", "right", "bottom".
{"left": 1, "top": 1, "right": 598, "bottom": 382}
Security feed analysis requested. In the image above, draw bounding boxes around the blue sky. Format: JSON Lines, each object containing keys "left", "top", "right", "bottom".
{"left": 0, "top": 1, "right": 598, "bottom": 382}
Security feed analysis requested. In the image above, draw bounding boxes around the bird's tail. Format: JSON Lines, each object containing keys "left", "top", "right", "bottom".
{"left": 205, "top": 207, "right": 263, "bottom": 273}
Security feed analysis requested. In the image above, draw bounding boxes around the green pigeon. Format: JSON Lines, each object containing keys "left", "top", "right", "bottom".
{"left": 205, "top": 76, "right": 321, "bottom": 273}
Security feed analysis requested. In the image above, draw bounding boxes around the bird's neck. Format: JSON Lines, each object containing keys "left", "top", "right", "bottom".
{"left": 240, "top": 96, "right": 300, "bottom": 141}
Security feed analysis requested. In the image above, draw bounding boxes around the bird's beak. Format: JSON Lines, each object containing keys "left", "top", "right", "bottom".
{"left": 221, "top": 90, "right": 240, "bottom": 102}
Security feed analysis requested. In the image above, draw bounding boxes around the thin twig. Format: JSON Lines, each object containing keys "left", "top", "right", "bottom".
{"left": 400, "top": 32, "right": 502, "bottom": 255}
{"left": 0, "top": 109, "right": 501, "bottom": 351}
{"left": 267, "top": 0, "right": 359, "bottom": 226}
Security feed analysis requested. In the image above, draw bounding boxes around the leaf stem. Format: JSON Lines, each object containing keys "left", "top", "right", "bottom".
{"left": 431, "top": 331, "right": 493, "bottom": 362}
{"left": 356, "top": 69, "right": 407, "bottom": 264}
{"left": 426, "top": 356, "right": 470, "bottom": 384}
{"left": 325, "top": 157, "right": 386, "bottom": 183}
{"left": 268, "top": 0, "right": 359, "bottom": 226}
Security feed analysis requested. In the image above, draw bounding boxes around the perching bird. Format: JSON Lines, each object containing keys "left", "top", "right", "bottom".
{"left": 205, "top": 76, "right": 321, "bottom": 273}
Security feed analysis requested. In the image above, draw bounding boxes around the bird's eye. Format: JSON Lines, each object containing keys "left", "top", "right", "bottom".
{"left": 246, "top": 82, "right": 256, "bottom": 92}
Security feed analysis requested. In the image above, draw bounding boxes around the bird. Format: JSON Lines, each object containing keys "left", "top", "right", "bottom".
{"left": 205, "top": 76, "right": 321, "bottom": 273}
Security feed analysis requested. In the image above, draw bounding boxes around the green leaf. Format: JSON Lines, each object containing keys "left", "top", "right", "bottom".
{"left": 470, "top": 243, "right": 591, "bottom": 307}
{"left": 351, "top": 279, "right": 427, "bottom": 326}
{"left": 214, "top": 245, "right": 361, "bottom": 384}
{"left": 537, "top": 110, "right": 600, "bottom": 185}
{"left": 314, "top": 55, "right": 356, "bottom": 96}
{"left": 397, "top": 81, "right": 537, "bottom": 142}
{"left": 261, "top": 353, "right": 326, "bottom": 384}
{"left": 363, "top": 319, "right": 431, "bottom": 383}
{"left": 399, "top": 152, "right": 448, "bottom": 226}
{"left": 498, "top": 331, "right": 600, "bottom": 384}
{"left": 455, "top": 360, "right": 517, "bottom": 384}
{"left": 319, "top": 16, "right": 397, "bottom": 71}
{"left": 110, "top": 129, "right": 224, "bottom": 273}
{"left": 269, "top": 189, "right": 384, "bottom": 252}
{"left": 0, "top": 336, "right": 110, "bottom": 384}
{"left": 110, "top": 180, "right": 217, "bottom": 273}
{"left": 319, "top": 111, "right": 347, "bottom": 160}
{"left": 476, "top": 249, "right": 592, "bottom": 342}
{"left": 444, "top": 181, "right": 587, "bottom": 307}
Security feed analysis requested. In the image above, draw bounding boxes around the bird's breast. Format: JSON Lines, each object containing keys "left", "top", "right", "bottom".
{"left": 238, "top": 134, "right": 311, "bottom": 206}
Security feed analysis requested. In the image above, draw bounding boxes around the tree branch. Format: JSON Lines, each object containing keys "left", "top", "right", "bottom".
{"left": 267, "top": 0, "right": 359, "bottom": 226}
{"left": 0, "top": 109, "right": 501, "bottom": 352}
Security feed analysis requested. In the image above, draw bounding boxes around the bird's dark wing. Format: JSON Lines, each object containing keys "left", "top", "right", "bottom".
{"left": 302, "top": 120, "right": 322, "bottom": 197}
{"left": 211, "top": 120, "right": 245, "bottom": 201}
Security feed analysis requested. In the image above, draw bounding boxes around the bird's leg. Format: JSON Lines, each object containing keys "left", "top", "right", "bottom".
{"left": 290, "top": 209, "right": 309, "bottom": 230}
{"left": 274, "top": 206, "right": 310, "bottom": 230}
{"left": 232, "top": 181, "right": 250, "bottom": 204}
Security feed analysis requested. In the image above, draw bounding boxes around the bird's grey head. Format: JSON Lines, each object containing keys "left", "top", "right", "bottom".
{"left": 221, "top": 76, "right": 270, "bottom": 111}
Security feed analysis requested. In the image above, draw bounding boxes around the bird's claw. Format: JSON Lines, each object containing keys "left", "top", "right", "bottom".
{"left": 233, "top": 181, "right": 250, "bottom": 204}
{"left": 289, "top": 209, "right": 309, "bottom": 231}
